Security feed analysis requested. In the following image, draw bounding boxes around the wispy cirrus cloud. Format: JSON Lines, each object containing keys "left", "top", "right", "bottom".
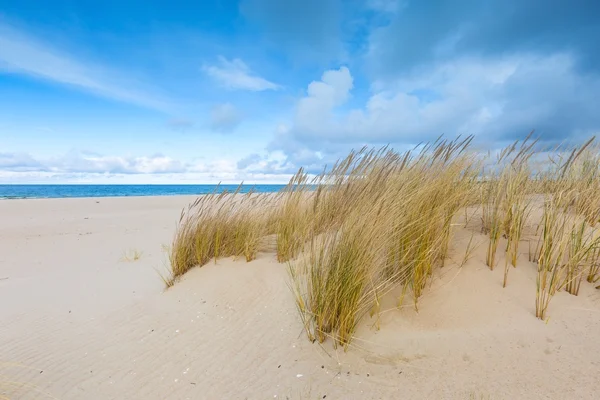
{"left": 202, "top": 56, "right": 281, "bottom": 91}
{"left": 0, "top": 21, "right": 169, "bottom": 111}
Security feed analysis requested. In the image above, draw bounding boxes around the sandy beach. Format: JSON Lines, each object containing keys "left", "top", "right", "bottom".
{"left": 3, "top": 0, "right": 599, "bottom": 397}
{"left": 1, "top": 196, "right": 600, "bottom": 400}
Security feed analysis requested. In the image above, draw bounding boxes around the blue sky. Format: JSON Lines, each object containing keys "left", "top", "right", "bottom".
{"left": 1, "top": 0, "right": 599, "bottom": 183}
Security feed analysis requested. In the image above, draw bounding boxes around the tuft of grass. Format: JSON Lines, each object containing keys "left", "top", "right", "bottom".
{"left": 532, "top": 137, "right": 600, "bottom": 317}
{"left": 482, "top": 135, "right": 536, "bottom": 275}
{"left": 502, "top": 170, "right": 532, "bottom": 287}
{"left": 534, "top": 196, "right": 600, "bottom": 318}
{"left": 288, "top": 137, "right": 477, "bottom": 347}
{"left": 158, "top": 270, "right": 175, "bottom": 288}
{"left": 535, "top": 195, "right": 570, "bottom": 320}
{"left": 275, "top": 170, "right": 312, "bottom": 262}
{"left": 122, "top": 248, "right": 142, "bottom": 262}
{"left": 482, "top": 177, "right": 504, "bottom": 271}
{"left": 167, "top": 185, "right": 276, "bottom": 284}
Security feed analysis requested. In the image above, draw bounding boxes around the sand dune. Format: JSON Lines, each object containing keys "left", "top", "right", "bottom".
{"left": 1, "top": 196, "right": 599, "bottom": 399}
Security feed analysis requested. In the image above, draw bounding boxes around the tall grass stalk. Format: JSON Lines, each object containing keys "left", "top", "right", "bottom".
{"left": 503, "top": 171, "right": 532, "bottom": 287}
{"left": 482, "top": 177, "right": 504, "bottom": 270}
{"left": 535, "top": 196, "right": 570, "bottom": 320}
{"left": 587, "top": 246, "right": 600, "bottom": 284}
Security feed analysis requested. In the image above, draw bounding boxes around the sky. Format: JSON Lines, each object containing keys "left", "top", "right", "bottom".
{"left": 1, "top": 0, "right": 599, "bottom": 184}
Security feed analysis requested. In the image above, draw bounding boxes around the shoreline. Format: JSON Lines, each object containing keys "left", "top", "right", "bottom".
{"left": 0, "top": 192, "right": 285, "bottom": 201}
{"left": 0, "top": 194, "right": 210, "bottom": 201}
{"left": 0, "top": 184, "right": 288, "bottom": 201}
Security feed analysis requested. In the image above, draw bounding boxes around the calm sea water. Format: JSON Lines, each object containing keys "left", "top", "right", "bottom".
{"left": 0, "top": 184, "right": 288, "bottom": 199}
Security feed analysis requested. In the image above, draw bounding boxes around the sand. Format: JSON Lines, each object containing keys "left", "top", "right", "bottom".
{"left": 1, "top": 196, "right": 599, "bottom": 399}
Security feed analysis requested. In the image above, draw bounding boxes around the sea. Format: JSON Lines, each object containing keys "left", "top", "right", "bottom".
{"left": 0, "top": 184, "right": 288, "bottom": 200}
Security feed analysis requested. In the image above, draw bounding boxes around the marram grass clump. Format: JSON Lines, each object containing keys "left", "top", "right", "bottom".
{"left": 167, "top": 134, "right": 600, "bottom": 346}
{"left": 168, "top": 185, "right": 277, "bottom": 281}
{"left": 288, "top": 137, "right": 479, "bottom": 348}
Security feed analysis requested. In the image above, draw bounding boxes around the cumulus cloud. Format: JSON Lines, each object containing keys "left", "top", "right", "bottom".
{"left": 202, "top": 56, "right": 280, "bottom": 91}
{"left": 210, "top": 103, "right": 242, "bottom": 133}
{"left": 269, "top": 55, "right": 600, "bottom": 169}
{"left": 295, "top": 66, "right": 353, "bottom": 134}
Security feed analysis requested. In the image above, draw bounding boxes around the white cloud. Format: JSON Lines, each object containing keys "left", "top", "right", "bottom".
{"left": 210, "top": 103, "right": 242, "bottom": 133}
{"left": 295, "top": 66, "right": 353, "bottom": 134}
{"left": 0, "top": 170, "right": 293, "bottom": 185}
{"left": 236, "top": 151, "right": 300, "bottom": 174}
{"left": 0, "top": 150, "right": 295, "bottom": 184}
{"left": 269, "top": 54, "right": 600, "bottom": 169}
{"left": 0, "top": 21, "right": 168, "bottom": 111}
{"left": 0, "top": 152, "right": 43, "bottom": 172}
{"left": 65, "top": 154, "right": 186, "bottom": 174}
{"left": 202, "top": 56, "right": 280, "bottom": 91}
{"left": 237, "top": 153, "right": 263, "bottom": 169}
{"left": 0, "top": 150, "right": 186, "bottom": 175}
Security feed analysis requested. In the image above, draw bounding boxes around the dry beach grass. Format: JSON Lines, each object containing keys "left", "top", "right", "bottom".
{"left": 168, "top": 134, "right": 600, "bottom": 348}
